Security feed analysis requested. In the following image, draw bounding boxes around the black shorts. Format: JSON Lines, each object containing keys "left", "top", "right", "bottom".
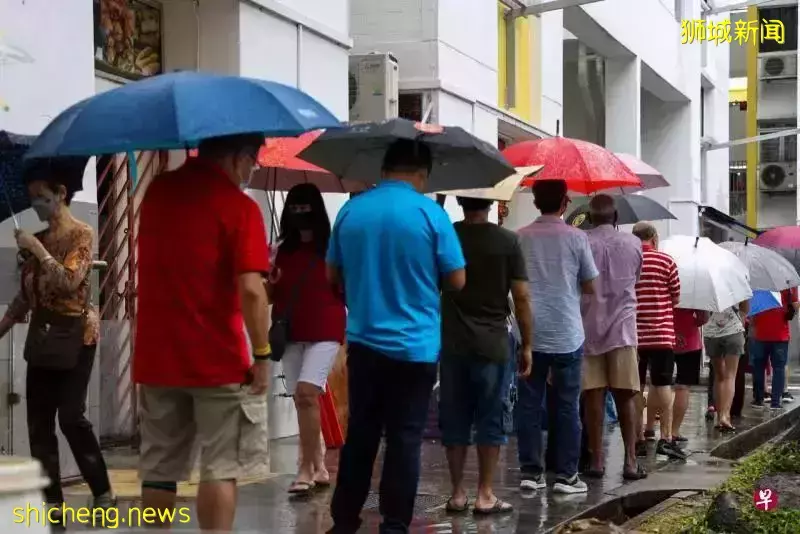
{"left": 674, "top": 350, "right": 702, "bottom": 386}
{"left": 638, "top": 348, "right": 675, "bottom": 388}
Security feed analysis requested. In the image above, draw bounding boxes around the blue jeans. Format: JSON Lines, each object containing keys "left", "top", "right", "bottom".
{"left": 751, "top": 340, "right": 788, "bottom": 408}
{"left": 439, "top": 356, "right": 513, "bottom": 446}
{"left": 515, "top": 347, "right": 583, "bottom": 479}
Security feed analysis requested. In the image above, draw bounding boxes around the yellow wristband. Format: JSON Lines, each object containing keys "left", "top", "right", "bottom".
{"left": 253, "top": 345, "right": 272, "bottom": 357}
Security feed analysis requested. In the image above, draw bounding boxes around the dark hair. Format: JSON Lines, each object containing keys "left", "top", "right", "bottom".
{"left": 532, "top": 179, "right": 568, "bottom": 215}
{"left": 198, "top": 133, "right": 264, "bottom": 160}
{"left": 44, "top": 181, "right": 76, "bottom": 206}
{"left": 381, "top": 139, "right": 432, "bottom": 174}
{"left": 23, "top": 157, "right": 87, "bottom": 206}
{"left": 457, "top": 197, "right": 493, "bottom": 212}
{"left": 588, "top": 194, "right": 617, "bottom": 226}
{"left": 278, "top": 183, "right": 331, "bottom": 258}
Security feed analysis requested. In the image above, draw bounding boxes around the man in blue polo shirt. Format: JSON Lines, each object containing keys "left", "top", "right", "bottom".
{"left": 326, "top": 139, "right": 466, "bottom": 534}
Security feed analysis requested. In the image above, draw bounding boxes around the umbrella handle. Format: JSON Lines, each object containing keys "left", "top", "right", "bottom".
{"left": 694, "top": 236, "right": 699, "bottom": 248}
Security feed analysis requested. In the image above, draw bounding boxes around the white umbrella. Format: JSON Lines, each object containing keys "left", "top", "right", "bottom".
{"left": 660, "top": 235, "right": 752, "bottom": 312}
{"left": 718, "top": 241, "right": 800, "bottom": 291}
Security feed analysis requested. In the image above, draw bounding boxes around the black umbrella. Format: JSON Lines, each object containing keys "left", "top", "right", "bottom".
{"left": 565, "top": 194, "right": 676, "bottom": 228}
{"left": 296, "top": 118, "right": 515, "bottom": 192}
{"left": 0, "top": 131, "right": 87, "bottom": 225}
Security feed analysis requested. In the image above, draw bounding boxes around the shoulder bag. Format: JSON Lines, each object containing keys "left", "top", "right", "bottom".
{"left": 268, "top": 254, "right": 318, "bottom": 362}
{"left": 23, "top": 264, "right": 89, "bottom": 370}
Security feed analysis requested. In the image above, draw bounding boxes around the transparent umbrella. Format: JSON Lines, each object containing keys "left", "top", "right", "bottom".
{"left": 718, "top": 241, "right": 800, "bottom": 291}
{"left": 660, "top": 235, "right": 752, "bottom": 312}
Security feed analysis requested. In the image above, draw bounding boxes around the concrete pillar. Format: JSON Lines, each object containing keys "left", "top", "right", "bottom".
{"left": 604, "top": 57, "right": 641, "bottom": 157}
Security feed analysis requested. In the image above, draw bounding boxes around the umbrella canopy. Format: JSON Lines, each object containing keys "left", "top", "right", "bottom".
{"left": 435, "top": 165, "right": 543, "bottom": 202}
{"left": 718, "top": 241, "right": 800, "bottom": 291}
{"left": 660, "top": 235, "right": 752, "bottom": 312}
{"left": 753, "top": 226, "right": 800, "bottom": 274}
{"left": 502, "top": 137, "right": 642, "bottom": 194}
{"left": 0, "top": 131, "right": 87, "bottom": 223}
{"left": 748, "top": 290, "right": 783, "bottom": 317}
{"left": 24, "top": 71, "right": 342, "bottom": 158}
{"left": 251, "top": 131, "right": 366, "bottom": 193}
{"left": 565, "top": 194, "right": 676, "bottom": 227}
{"left": 296, "top": 118, "right": 515, "bottom": 192}
{"left": 602, "top": 153, "right": 670, "bottom": 193}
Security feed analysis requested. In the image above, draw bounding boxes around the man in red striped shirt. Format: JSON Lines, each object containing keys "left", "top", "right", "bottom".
{"left": 632, "top": 223, "right": 686, "bottom": 460}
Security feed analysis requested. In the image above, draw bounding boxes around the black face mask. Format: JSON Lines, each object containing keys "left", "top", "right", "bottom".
{"left": 291, "top": 212, "right": 314, "bottom": 230}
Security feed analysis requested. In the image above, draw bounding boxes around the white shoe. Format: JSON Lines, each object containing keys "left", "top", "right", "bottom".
{"left": 553, "top": 474, "right": 588, "bottom": 494}
{"left": 520, "top": 473, "right": 547, "bottom": 490}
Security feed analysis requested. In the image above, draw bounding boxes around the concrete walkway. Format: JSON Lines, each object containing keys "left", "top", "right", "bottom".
{"left": 63, "top": 373, "right": 800, "bottom": 533}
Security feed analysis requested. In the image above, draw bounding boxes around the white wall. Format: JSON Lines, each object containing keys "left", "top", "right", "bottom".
{"left": 758, "top": 80, "right": 797, "bottom": 121}
{"left": 539, "top": 11, "right": 564, "bottom": 136}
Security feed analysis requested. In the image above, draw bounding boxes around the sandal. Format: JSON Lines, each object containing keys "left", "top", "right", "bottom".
{"left": 473, "top": 499, "right": 513, "bottom": 516}
{"left": 288, "top": 480, "right": 316, "bottom": 495}
{"left": 623, "top": 464, "right": 648, "bottom": 481}
{"left": 445, "top": 497, "right": 469, "bottom": 514}
{"left": 717, "top": 423, "right": 736, "bottom": 433}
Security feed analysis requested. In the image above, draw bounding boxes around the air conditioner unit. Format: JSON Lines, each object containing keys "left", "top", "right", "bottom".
{"left": 348, "top": 52, "right": 399, "bottom": 123}
{"left": 759, "top": 52, "right": 798, "bottom": 81}
{"left": 759, "top": 162, "right": 797, "bottom": 193}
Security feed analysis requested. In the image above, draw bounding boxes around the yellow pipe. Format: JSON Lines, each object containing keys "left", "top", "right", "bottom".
{"left": 745, "top": 5, "right": 759, "bottom": 229}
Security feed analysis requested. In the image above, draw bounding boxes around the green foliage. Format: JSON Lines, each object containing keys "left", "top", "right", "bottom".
{"left": 639, "top": 442, "right": 800, "bottom": 534}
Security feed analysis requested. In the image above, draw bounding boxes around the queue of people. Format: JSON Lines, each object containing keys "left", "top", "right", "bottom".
{"left": 6, "top": 132, "right": 797, "bottom": 534}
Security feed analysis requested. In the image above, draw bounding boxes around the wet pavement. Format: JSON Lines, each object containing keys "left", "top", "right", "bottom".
{"left": 64, "top": 375, "right": 800, "bottom": 533}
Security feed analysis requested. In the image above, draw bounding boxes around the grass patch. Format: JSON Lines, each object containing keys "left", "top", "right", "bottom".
{"left": 638, "top": 442, "right": 800, "bottom": 534}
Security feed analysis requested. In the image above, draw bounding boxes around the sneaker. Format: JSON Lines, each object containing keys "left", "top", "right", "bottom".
{"left": 643, "top": 429, "right": 656, "bottom": 441}
{"left": 92, "top": 492, "right": 117, "bottom": 510}
{"left": 657, "top": 439, "right": 688, "bottom": 460}
{"left": 782, "top": 392, "right": 794, "bottom": 403}
{"left": 519, "top": 473, "right": 547, "bottom": 490}
{"left": 553, "top": 474, "right": 588, "bottom": 494}
{"left": 750, "top": 401, "right": 764, "bottom": 409}
{"left": 47, "top": 504, "right": 66, "bottom": 532}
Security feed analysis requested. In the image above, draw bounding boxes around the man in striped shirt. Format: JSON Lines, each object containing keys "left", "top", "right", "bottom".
{"left": 632, "top": 222, "right": 686, "bottom": 460}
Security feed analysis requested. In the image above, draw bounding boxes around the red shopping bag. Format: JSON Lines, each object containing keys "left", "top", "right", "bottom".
{"left": 319, "top": 388, "right": 344, "bottom": 449}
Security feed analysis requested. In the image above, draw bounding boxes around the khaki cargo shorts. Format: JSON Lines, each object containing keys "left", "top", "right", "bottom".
{"left": 582, "top": 346, "right": 641, "bottom": 392}
{"left": 138, "top": 385, "right": 268, "bottom": 483}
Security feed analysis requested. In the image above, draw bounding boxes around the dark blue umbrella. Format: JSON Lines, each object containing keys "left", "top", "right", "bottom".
{"left": 25, "top": 71, "right": 342, "bottom": 158}
{"left": 0, "top": 131, "right": 87, "bottom": 225}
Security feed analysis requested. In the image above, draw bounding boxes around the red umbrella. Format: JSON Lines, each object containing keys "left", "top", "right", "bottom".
{"left": 502, "top": 137, "right": 642, "bottom": 194}
{"left": 250, "top": 131, "right": 366, "bottom": 193}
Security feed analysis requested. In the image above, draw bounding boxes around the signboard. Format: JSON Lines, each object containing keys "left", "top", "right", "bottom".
{"left": 93, "top": 0, "right": 163, "bottom": 82}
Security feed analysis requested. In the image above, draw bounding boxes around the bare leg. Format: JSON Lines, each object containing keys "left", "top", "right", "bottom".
{"left": 645, "top": 385, "right": 657, "bottom": 433}
{"left": 314, "top": 430, "right": 330, "bottom": 483}
{"left": 715, "top": 356, "right": 739, "bottom": 426}
{"left": 653, "top": 386, "right": 674, "bottom": 441}
{"left": 612, "top": 389, "right": 639, "bottom": 473}
{"left": 293, "top": 382, "right": 323, "bottom": 487}
{"left": 445, "top": 446, "right": 469, "bottom": 508}
{"left": 636, "top": 391, "right": 646, "bottom": 441}
{"left": 475, "top": 445, "right": 501, "bottom": 509}
{"left": 583, "top": 388, "right": 606, "bottom": 471}
{"left": 196, "top": 480, "right": 237, "bottom": 531}
{"left": 672, "top": 385, "right": 690, "bottom": 438}
{"left": 141, "top": 488, "right": 175, "bottom": 529}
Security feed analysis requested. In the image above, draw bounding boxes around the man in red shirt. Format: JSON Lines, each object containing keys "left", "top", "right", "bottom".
{"left": 134, "top": 134, "right": 271, "bottom": 531}
{"left": 751, "top": 287, "right": 799, "bottom": 409}
{"left": 632, "top": 223, "right": 686, "bottom": 461}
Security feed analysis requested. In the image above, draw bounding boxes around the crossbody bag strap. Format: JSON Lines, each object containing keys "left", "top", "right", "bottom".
{"left": 282, "top": 254, "right": 318, "bottom": 319}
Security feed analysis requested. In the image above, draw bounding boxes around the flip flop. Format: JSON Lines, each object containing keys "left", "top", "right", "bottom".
{"left": 473, "top": 499, "right": 513, "bottom": 516}
{"left": 314, "top": 476, "right": 332, "bottom": 488}
{"left": 288, "top": 481, "right": 316, "bottom": 495}
{"left": 623, "top": 464, "right": 648, "bottom": 481}
{"left": 445, "top": 497, "right": 469, "bottom": 514}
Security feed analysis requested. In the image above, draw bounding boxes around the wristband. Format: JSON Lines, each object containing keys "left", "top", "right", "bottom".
{"left": 253, "top": 345, "right": 272, "bottom": 357}
{"left": 253, "top": 354, "right": 270, "bottom": 361}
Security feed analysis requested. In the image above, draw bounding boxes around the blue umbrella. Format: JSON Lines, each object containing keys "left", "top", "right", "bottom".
{"left": 25, "top": 71, "right": 342, "bottom": 158}
{"left": 748, "top": 290, "right": 782, "bottom": 317}
{"left": 0, "top": 131, "right": 87, "bottom": 225}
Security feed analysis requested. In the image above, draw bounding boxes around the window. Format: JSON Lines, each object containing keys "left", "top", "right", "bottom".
{"left": 759, "top": 6, "right": 798, "bottom": 53}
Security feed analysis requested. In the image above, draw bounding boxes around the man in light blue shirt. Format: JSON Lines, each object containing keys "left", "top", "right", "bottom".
{"left": 326, "top": 139, "right": 466, "bottom": 534}
{"left": 515, "top": 179, "right": 598, "bottom": 495}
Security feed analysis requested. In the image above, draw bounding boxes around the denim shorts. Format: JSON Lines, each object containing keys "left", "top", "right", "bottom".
{"left": 438, "top": 356, "right": 512, "bottom": 447}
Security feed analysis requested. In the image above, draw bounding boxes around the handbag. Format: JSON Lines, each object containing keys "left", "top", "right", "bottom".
{"left": 23, "top": 267, "right": 89, "bottom": 370}
{"left": 268, "top": 255, "right": 318, "bottom": 362}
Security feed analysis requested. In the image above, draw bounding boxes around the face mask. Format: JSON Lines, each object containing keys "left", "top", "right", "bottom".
{"left": 31, "top": 197, "right": 57, "bottom": 222}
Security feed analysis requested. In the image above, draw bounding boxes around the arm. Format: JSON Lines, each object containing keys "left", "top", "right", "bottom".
{"left": 509, "top": 237, "right": 532, "bottom": 351}
{"left": 695, "top": 310, "right": 711, "bottom": 326}
{"left": 236, "top": 200, "right": 272, "bottom": 394}
{"left": 577, "top": 235, "right": 599, "bottom": 295}
{"left": 791, "top": 288, "right": 799, "bottom": 311}
{"left": 435, "top": 213, "right": 466, "bottom": 291}
{"left": 668, "top": 260, "right": 681, "bottom": 307}
{"left": 33, "top": 227, "right": 93, "bottom": 295}
{"left": 325, "top": 211, "right": 345, "bottom": 294}
{"left": 738, "top": 300, "right": 750, "bottom": 323}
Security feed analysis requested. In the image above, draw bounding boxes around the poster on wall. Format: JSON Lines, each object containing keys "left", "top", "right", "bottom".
{"left": 93, "top": 0, "right": 162, "bottom": 81}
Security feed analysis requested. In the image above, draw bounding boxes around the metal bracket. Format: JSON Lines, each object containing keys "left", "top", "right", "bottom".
{"left": 510, "top": 0, "right": 605, "bottom": 18}
{"left": 701, "top": 128, "right": 800, "bottom": 152}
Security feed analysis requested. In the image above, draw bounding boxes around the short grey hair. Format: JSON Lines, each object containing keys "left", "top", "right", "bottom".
{"left": 632, "top": 221, "right": 658, "bottom": 242}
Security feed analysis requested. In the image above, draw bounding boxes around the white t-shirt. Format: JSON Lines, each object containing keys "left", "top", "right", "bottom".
{"left": 703, "top": 307, "right": 744, "bottom": 339}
